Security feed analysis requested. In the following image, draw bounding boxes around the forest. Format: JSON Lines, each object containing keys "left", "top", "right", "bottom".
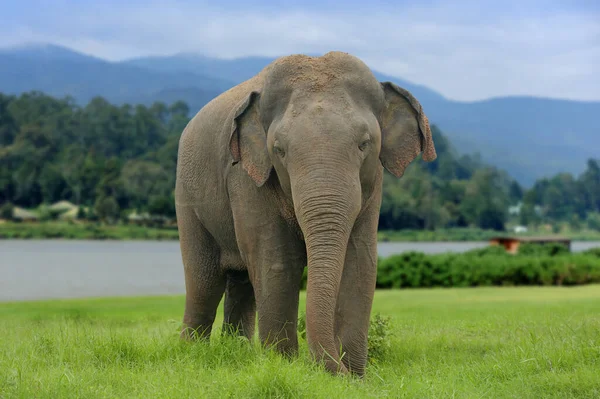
{"left": 1, "top": 90, "right": 599, "bottom": 232}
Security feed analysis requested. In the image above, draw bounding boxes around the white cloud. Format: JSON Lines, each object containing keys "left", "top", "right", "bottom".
{"left": 1, "top": 0, "right": 598, "bottom": 101}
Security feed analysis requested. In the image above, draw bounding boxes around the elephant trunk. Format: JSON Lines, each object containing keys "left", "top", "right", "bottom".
{"left": 292, "top": 165, "right": 362, "bottom": 374}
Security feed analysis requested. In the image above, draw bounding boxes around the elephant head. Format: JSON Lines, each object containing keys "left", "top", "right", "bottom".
{"left": 229, "top": 52, "right": 436, "bottom": 373}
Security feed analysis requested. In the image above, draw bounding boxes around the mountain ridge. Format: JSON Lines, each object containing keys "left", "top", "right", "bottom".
{"left": 1, "top": 43, "right": 597, "bottom": 186}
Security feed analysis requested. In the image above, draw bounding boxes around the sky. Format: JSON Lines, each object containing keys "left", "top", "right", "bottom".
{"left": 1, "top": 0, "right": 599, "bottom": 102}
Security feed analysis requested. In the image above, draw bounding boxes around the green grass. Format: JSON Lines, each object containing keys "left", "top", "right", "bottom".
{"left": 3, "top": 221, "right": 600, "bottom": 242}
{"left": 0, "top": 221, "right": 179, "bottom": 240}
{"left": 378, "top": 228, "right": 600, "bottom": 242}
{"left": 1, "top": 287, "right": 600, "bottom": 398}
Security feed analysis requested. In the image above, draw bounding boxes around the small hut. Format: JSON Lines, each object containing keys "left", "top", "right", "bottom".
{"left": 489, "top": 236, "right": 571, "bottom": 254}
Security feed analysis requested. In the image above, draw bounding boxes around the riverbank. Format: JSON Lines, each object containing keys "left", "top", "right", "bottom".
{"left": 2, "top": 221, "right": 600, "bottom": 242}
{"left": 0, "top": 221, "right": 179, "bottom": 240}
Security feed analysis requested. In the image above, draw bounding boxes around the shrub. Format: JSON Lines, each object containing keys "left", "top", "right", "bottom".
{"left": 299, "top": 245, "right": 600, "bottom": 290}
{"left": 374, "top": 246, "right": 600, "bottom": 289}
{"left": 518, "top": 242, "right": 569, "bottom": 256}
{"left": 295, "top": 312, "right": 394, "bottom": 364}
{"left": 583, "top": 247, "right": 600, "bottom": 258}
{"left": 367, "top": 313, "right": 393, "bottom": 363}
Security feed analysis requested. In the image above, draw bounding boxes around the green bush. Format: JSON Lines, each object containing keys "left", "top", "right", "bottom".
{"left": 367, "top": 313, "right": 393, "bottom": 363}
{"left": 518, "top": 242, "right": 570, "bottom": 256}
{"left": 295, "top": 311, "right": 394, "bottom": 364}
{"left": 297, "top": 244, "right": 600, "bottom": 289}
{"left": 583, "top": 247, "right": 600, "bottom": 258}
{"left": 374, "top": 246, "right": 600, "bottom": 288}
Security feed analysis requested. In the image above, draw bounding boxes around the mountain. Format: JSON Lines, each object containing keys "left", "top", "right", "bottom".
{"left": 0, "top": 43, "right": 232, "bottom": 108}
{"left": 1, "top": 43, "right": 598, "bottom": 186}
{"left": 125, "top": 53, "right": 447, "bottom": 110}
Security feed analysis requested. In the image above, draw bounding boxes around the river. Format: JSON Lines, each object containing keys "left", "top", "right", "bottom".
{"left": 1, "top": 240, "right": 599, "bottom": 302}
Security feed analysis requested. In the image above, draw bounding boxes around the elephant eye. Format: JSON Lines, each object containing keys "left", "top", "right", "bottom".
{"left": 273, "top": 144, "right": 285, "bottom": 158}
{"left": 358, "top": 139, "right": 370, "bottom": 152}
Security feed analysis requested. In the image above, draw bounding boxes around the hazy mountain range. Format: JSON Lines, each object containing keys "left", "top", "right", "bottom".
{"left": 1, "top": 43, "right": 598, "bottom": 186}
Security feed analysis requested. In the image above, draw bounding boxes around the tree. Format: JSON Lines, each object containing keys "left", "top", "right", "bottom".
{"left": 0, "top": 94, "right": 17, "bottom": 146}
{"left": 148, "top": 195, "right": 176, "bottom": 218}
{"left": 0, "top": 202, "right": 14, "bottom": 220}
{"left": 459, "top": 168, "right": 509, "bottom": 231}
{"left": 120, "top": 160, "right": 171, "bottom": 211}
{"left": 3, "top": 89, "right": 596, "bottom": 232}
{"left": 581, "top": 159, "right": 600, "bottom": 213}
{"left": 169, "top": 101, "right": 189, "bottom": 118}
{"left": 588, "top": 212, "right": 600, "bottom": 231}
{"left": 94, "top": 196, "right": 120, "bottom": 224}
{"left": 509, "top": 181, "right": 523, "bottom": 203}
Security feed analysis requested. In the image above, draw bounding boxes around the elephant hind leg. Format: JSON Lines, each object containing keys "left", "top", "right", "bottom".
{"left": 177, "top": 205, "right": 225, "bottom": 341}
{"left": 222, "top": 270, "right": 256, "bottom": 340}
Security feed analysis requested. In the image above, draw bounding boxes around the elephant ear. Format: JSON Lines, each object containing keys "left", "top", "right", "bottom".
{"left": 229, "top": 91, "right": 272, "bottom": 187}
{"left": 379, "top": 82, "right": 437, "bottom": 178}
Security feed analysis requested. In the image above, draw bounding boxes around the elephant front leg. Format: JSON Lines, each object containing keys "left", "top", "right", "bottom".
{"left": 238, "top": 220, "right": 306, "bottom": 357}
{"left": 334, "top": 209, "right": 379, "bottom": 376}
{"left": 253, "top": 244, "right": 306, "bottom": 357}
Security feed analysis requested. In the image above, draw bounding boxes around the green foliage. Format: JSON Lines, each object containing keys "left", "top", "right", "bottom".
{"left": 374, "top": 247, "right": 600, "bottom": 289}
{"left": 377, "top": 126, "right": 516, "bottom": 231}
{"left": 0, "top": 91, "right": 179, "bottom": 218}
{"left": 298, "top": 245, "right": 600, "bottom": 290}
{"left": 367, "top": 313, "right": 393, "bottom": 364}
{"left": 36, "top": 205, "right": 64, "bottom": 221}
{"left": 295, "top": 311, "right": 393, "bottom": 364}
{"left": 1, "top": 90, "right": 599, "bottom": 228}
{"left": 518, "top": 242, "right": 570, "bottom": 257}
{"left": 148, "top": 195, "right": 176, "bottom": 218}
{"left": 94, "top": 196, "right": 120, "bottom": 224}
{"left": 588, "top": 212, "right": 600, "bottom": 231}
{"left": 0, "top": 221, "right": 179, "bottom": 240}
{"left": 0, "top": 201, "right": 14, "bottom": 220}
{"left": 583, "top": 247, "right": 600, "bottom": 258}
{"left": 76, "top": 206, "right": 87, "bottom": 220}
{"left": 378, "top": 228, "right": 504, "bottom": 242}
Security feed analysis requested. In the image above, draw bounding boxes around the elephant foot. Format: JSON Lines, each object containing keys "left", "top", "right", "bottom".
{"left": 324, "top": 358, "right": 349, "bottom": 376}
{"left": 179, "top": 320, "right": 213, "bottom": 341}
{"left": 309, "top": 348, "right": 349, "bottom": 375}
{"left": 260, "top": 331, "right": 299, "bottom": 359}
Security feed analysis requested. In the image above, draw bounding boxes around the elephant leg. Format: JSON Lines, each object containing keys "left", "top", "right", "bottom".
{"left": 334, "top": 202, "right": 380, "bottom": 376}
{"left": 241, "top": 221, "right": 306, "bottom": 357}
{"left": 177, "top": 205, "right": 226, "bottom": 340}
{"left": 222, "top": 270, "right": 256, "bottom": 340}
{"left": 254, "top": 258, "right": 305, "bottom": 357}
{"left": 228, "top": 174, "right": 306, "bottom": 357}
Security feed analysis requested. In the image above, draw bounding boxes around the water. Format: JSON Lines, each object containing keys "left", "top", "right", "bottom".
{"left": 1, "top": 240, "right": 599, "bottom": 302}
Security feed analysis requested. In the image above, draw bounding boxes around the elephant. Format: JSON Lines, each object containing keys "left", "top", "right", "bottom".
{"left": 174, "top": 51, "right": 437, "bottom": 376}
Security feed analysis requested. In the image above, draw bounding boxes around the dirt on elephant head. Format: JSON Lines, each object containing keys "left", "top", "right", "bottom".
{"left": 263, "top": 51, "right": 369, "bottom": 94}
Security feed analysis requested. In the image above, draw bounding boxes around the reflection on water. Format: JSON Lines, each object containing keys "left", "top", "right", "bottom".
{"left": 1, "top": 240, "right": 598, "bottom": 302}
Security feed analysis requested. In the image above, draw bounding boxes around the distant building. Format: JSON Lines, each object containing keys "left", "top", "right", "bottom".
{"left": 514, "top": 225, "right": 528, "bottom": 233}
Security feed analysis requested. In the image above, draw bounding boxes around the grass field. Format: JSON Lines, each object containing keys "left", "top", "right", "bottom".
{"left": 1, "top": 287, "right": 600, "bottom": 398}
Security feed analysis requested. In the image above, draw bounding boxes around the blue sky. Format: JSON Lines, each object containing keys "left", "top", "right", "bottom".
{"left": 1, "top": 0, "right": 598, "bottom": 102}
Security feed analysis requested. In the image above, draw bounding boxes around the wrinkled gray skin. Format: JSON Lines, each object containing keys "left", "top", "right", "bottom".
{"left": 175, "top": 51, "right": 436, "bottom": 376}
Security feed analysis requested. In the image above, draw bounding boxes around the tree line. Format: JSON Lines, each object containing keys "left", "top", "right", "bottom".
{"left": 0, "top": 91, "right": 599, "bottom": 231}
